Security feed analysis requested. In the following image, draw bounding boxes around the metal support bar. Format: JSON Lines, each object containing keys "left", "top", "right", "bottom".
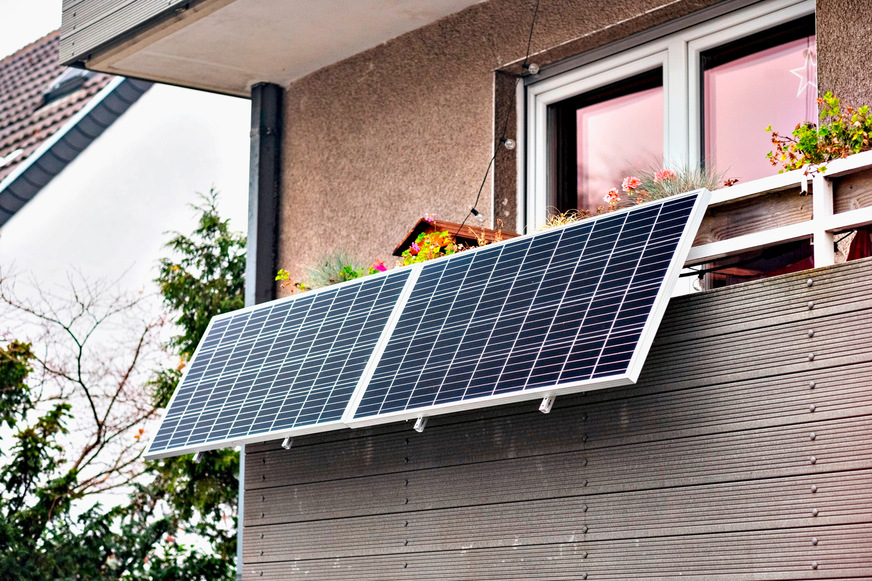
{"left": 812, "top": 173, "right": 835, "bottom": 267}
{"left": 413, "top": 417, "right": 428, "bottom": 433}
{"left": 245, "top": 82, "right": 283, "bottom": 307}
{"left": 539, "top": 395, "right": 555, "bottom": 414}
{"left": 236, "top": 444, "right": 245, "bottom": 581}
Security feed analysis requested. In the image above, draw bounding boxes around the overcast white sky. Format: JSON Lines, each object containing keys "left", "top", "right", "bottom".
{"left": 0, "top": 0, "right": 251, "bottom": 290}
{"left": 0, "top": 0, "right": 61, "bottom": 58}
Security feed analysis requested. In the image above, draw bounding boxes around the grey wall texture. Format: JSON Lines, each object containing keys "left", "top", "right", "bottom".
{"left": 243, "top": 257, "right": 872, "bottom": 579}
{"left": 276, "top": 0, "right": 871, "bottom": 287}
{"left": 816, "top": 0, "right": 872, "bottom": 107}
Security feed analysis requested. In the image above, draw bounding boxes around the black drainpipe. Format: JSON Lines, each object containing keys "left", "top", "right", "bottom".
{"left": 245, "top": 82, "right": 283, "bottom": 306}
{"left": 239, "top": 81, "right": 283, "bottom": 581}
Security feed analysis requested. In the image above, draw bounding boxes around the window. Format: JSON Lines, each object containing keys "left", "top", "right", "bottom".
{"left": 698, "top": 239, "right": 813, "bottom": 288}
{"left": 702, "top": 15, "right": 816, "bottom": 183}
{"left": 42, "top": 68, "right": 95, "bottom": 106}
{"left": 526, "top": 0, "right": 816, "bottom": 225}
{"left": 549, "top": 69, "right": 663, "bottom": 213}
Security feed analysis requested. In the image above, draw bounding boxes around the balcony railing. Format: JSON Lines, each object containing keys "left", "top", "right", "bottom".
{"left": 687, "top": 150, "right": 872, "bottom": 268}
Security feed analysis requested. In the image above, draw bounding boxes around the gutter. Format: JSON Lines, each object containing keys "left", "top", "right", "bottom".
{"left": 0, "top": 76, "right": 152, "bottom": 227}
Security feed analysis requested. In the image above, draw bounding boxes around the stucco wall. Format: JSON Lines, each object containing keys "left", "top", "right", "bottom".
{"left": 817, "top": 0, "right": 872, "bottom": 108}
{"left": 277, "top": 0, "right": 725, "bottom": 288}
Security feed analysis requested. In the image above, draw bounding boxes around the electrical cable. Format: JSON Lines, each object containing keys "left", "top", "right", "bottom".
{"left": 834, "top": 230, "right": 855, "bottom": 245}
{"left": 454, "top": 0, "right": 541, "bottom": 239}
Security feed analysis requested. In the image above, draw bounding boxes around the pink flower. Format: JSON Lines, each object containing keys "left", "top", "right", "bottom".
{"left": 371, "top": 260, "right": 387, "bottom": 272}
{"left": 621, "top": 176, "right": 642, "bottom": 192}
{"left": 604, "top": 188, "right": 620, "bottom": 204}
{"left": 410, "top": 242, "right": 421, "bottom": 255}
{"left": 654, "top": 168, "right": 676, "bottom": 183}
{"left": 423, "top": 213, "right": 435, "bottom": 224}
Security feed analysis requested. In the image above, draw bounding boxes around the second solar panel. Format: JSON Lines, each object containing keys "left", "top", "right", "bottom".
{"left": 346, "top": 191, "right": 708, "bottom": 426}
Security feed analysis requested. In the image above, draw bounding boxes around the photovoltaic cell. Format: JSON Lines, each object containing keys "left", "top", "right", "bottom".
{"left": 347, "top": 191, "right": 707, "bottom": 425}
{"left": 145, "top": 269, "right": 411, "bottom": 459}
{"left": 147, "top": 190, "right": 708, "bottom": 457}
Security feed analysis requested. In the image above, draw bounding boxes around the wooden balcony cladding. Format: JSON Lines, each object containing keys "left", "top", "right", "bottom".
{"left": 242, "top": 257, "right": 872, "bottom": 580}
{"left": 833, "top": 170, "right": 872, "bottom": 215}
{"left": 688, "top": 152, "right": 872, "bottom": 265}
{"left": 692, "top": 186, "right": 811, "bottom": 246}
{"left": 60, "top": 0, "right": 189, "bottom": 64}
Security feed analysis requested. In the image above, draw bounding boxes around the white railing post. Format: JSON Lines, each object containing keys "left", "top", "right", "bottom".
{"left": 812, "top": 173, "right": 835, "bottom": 267}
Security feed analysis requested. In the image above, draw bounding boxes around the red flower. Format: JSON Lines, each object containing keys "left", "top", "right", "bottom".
{"left": 604, "top": 188, "right": 620, "bottom": 205}
{"left": 654, "top": 168, "right": 676, "bottom": 182}
{"left": 371, "top": 260, "right": 387, "bottom": 272}
{"left": 621, "top": 176, "right": 642, "bottom": 192}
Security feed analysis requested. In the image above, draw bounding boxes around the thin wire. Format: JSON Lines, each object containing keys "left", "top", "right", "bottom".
{"left": 454, "top": 78, "right": 519, "bottom": 238}
{"left": 455, "top": 0, "right": 541, "bottom": 239}
{"left": 835, "top": 230, "right": 855, "bottom": 245}
{"left": 522, "top": 0, "right": 541, "bottom": 68}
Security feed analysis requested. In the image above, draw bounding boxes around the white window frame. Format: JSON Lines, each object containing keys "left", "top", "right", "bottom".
{"left": 524, "top": 0, "right": 815, "bottom": 229}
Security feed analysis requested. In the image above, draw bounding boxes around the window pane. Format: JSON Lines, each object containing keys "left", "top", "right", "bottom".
{"left": 577, "top": 86, "right": 663, "bottom": 211}
{"left": 704, "top": 36, "right": 817, "bottom": 183}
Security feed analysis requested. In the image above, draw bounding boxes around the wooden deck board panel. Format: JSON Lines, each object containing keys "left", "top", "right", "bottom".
{"left": 243, "top": 258, "right": 872, "bottom": 580}
{"left": 243, "top": 523, "right": 872, "bottom": 580}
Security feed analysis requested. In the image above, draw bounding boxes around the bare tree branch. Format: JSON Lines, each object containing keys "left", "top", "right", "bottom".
{"left": 0, "top": 272, "right": 169, "bottom": 498}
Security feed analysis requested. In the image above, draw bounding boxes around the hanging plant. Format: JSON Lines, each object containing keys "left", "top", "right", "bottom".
{"left": 767, "top": 91, "right": 872, "bottom": 175}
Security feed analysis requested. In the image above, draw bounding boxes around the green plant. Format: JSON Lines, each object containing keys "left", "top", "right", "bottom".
{"left": 277, "top": 252, "right": 388, "bottom": 291}
{"left": 539, "top": 208, "right": 591, "bottom": 230}
{"left": 149, "top": 188, "right": 247, "bottom": 579}
{"left": 767, "top": 91, "right": 872, "bottom": 174}
{"left": 636, "top": 165, "right": 736, "bottom": 200}
{"left": 301, "top": 251, "right": 377, "bottom": 289}
{"left": 157, "top": 188, "right": 246, "bottom": 358}
{"left": 275, "top": 269, "right": 307, "bottom": 292}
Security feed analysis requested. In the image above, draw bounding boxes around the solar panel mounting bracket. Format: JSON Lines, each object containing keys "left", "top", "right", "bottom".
{"left": 413, "top": 416, "right": 428, "bottom": 432}
{"left": 539, "top": 396, "right": 556, "bottom": 414}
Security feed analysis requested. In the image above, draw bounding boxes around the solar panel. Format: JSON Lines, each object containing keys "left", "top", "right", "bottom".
{"left": 147, "top": 190, "right": 708, "bottom": 457}
{"left": 145, "top": 268, "right": 412, "bottom": 459}
{"left": 344, "top": 190, "right": 709, "bottom": 427}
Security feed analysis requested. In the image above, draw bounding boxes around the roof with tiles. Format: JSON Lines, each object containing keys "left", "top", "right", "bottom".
{"left": 0, "top": 30, "right": 112, "bottom": 183}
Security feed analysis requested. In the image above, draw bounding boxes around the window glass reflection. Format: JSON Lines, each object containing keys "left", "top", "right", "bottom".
{"left": 705, "top": 36, "right": 817, "bottom": 182}
{"left": 576, "top": 86, "right": 664, "bottom": 211}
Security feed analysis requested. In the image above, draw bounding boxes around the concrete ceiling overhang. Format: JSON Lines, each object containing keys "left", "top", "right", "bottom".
{"left": 77, "top": 0, "right": 486, "bottom": 97}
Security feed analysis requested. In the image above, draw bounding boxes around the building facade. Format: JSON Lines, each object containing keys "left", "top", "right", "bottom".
{"left": 62, "top": 0, "right": 872, "bottom": 578}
